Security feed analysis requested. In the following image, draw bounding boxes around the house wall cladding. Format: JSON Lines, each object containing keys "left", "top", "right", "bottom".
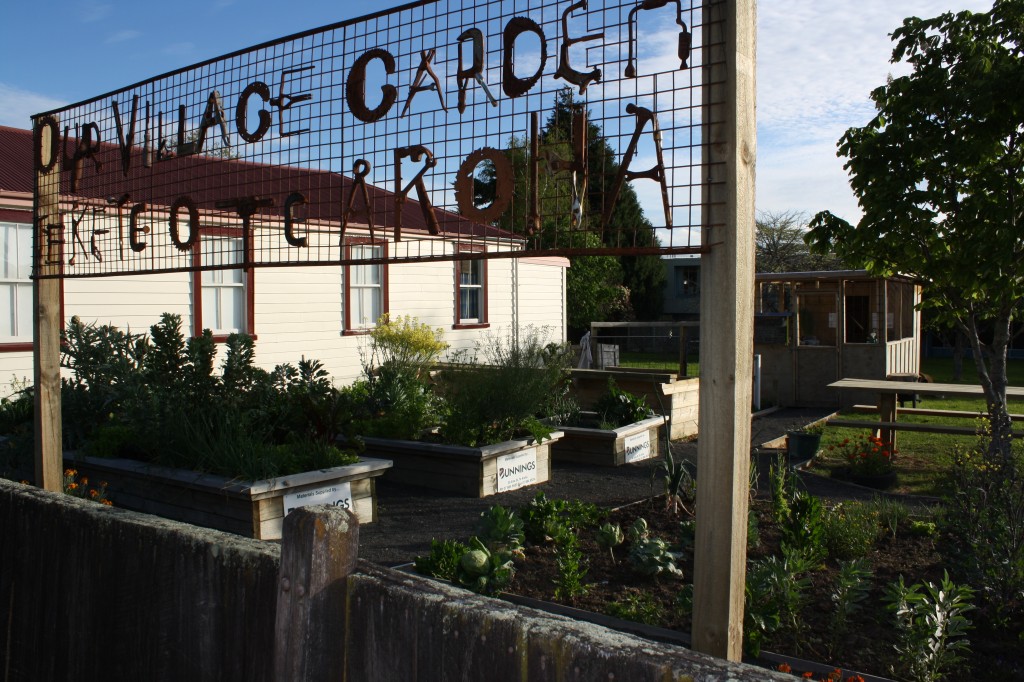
{"left": 0, "top": 248, "right": 568, "bottom": 397}
{"left": 0, "top": 479, "right": 788, "bottom": 681}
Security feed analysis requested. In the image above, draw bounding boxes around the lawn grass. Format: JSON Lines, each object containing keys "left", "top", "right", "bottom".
{"left": 813, "top": 356, "right": 1024, "bottom": 497}
{"left": 616, "top": 351, "right": 699, "bottom": 376}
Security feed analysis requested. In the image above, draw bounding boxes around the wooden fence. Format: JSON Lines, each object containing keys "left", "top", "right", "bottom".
{"left": 0, "top": 479, "right": 790, "bottom": 681}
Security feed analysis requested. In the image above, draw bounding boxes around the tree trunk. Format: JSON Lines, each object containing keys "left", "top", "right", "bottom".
{"left": 953, "top": 330, "right": 964, "bottom": 382}
{"left": 963, "top": 312, "right": 1013, "bottom": 460}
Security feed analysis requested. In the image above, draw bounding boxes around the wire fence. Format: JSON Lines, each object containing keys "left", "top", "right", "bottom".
{"left": 32, "top": 0, "right": 722, "bottom": 280}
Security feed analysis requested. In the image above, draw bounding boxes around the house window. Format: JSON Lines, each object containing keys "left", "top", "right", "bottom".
{"left": 1, "top": 222, "right": 33, "bottom": 347}
{"left": 193, "top": 232, "right": 253, "bottom": 338}
{"left": 674, "top": 265, "right": 699, "bottom": 297}
{"left": 344, "top": 240, "right": 387, "bottom": 332}
{"left": 455, "top": 245, "right": 487, "bottom": 327}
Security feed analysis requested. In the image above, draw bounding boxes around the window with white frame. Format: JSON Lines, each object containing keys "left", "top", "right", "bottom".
{"left": 199, "top": 235, "right": 247, "bottom": 335}
{"left": 457, "top": 257, "right": 486, "bottom": 324}
{"left": 345, "top": 241, "right": 386, "bottom": 331}
{"left": 1, "top": 222, "right": 33, "bottom": 344}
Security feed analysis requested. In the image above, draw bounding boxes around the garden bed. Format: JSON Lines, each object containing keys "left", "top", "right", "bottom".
{"left": 361, "top": 434, "right": 561, "bottom": 497}
{"left": 550, "top": 414, "right": 667, "bottom": 466}
{"left": 65, "top": 453, "right": 392, "bottom": 540}
{"left": 409, "top": 487, "right": 1023, "bottom": 680}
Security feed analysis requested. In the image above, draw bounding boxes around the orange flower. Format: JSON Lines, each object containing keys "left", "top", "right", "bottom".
{"left": 80, "top": 477, "right": 89, "bottom": 486}
{"left": 64, "top": 468, "right": 76, "bottom": 477}
{"left": 777, "top": 663, "right": 792, "bottom": 673}
{"left": 67, "top": 482, "right": 78, "bottom": 490}
{"left": 801, "top": 672, "right": 814, "bottom": 679}
{"left": 89, "top": 490, "right": 99, "bottom": 499}
{"left": 101, "top": 499, "right": 113, "bottom": 506}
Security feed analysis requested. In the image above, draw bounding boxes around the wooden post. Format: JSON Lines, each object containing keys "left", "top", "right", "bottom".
{"left": 33, "top": 116, "right": 63, "bottom": 492}
{"left": 678, "top": 325, "right": 688, "bottom": 377}
{"left": 692, "top": 0, "right": 756, "bottom": 661}
{"left": 274, "top": 505, "right": 359, "bottom": 681}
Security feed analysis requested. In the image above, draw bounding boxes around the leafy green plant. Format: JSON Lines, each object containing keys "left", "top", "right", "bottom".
{"left": 674, "top": 584, "right": 694, "bottom": 620}
{"left": 744, "top": 560, "right": 783, "bottom": 658}
{"left": 823, "top": 501, "right": 881, "bottom": 561}
{"left": 869, "top": 495, "right": 911, "bottom": 539}
{"left": 457, "top": 536, "right": 515, "bottom": 596}
{"left": 780, "top": 490, "right": 826, "bottom": 563}
{"left": 941, "top": 438, "right": 1024, "bottom": 614}
{"left": 658, "top": 447, "right": 694, "bottom": 515}
{"left": 596, "top": 522, "right": 624, "bottom": 562}
{"left": 628, "top": 537, "right": 683, "bottom": 579}
{"left": 435, "top": 328, "right": 570, "bottom": 446}
{"left": 605, "top": 591, "right": 666, "bottom": 626}
{"left": 768, "top": 453, "right": 794, "bottom": 524}
{"left": 828, "top": 558, "right": 873, "bottom": 657}
{"left": 884, "top": 571, "right": 974, "bottom": 682}
{"left": 553, "top": 532, "right": 589, "bottom": 602}
{"left": 627, "top": 517, "right": 649, "bottom": 544}
{"left": 61, "top": 313, "right": 363, "bottom": 481}
{"left": 593, "top": 378, "right": 651, "bottom": 428}
{"left": 478, "top": 505, "right": 525, "bottom": 557}
{"left": 518, "top": 492, "right": 603, "bottom": 545}
{"left": 414, "top": 539, "right": 468, "bottom": 581}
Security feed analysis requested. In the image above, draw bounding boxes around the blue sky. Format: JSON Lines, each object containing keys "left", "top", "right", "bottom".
{"left": 0, "top": 0, "right": 992, "bottom": 224}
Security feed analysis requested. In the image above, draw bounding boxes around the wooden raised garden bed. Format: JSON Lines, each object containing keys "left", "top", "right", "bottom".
{"left": 550, "top": 414, "right": 667, "bottom": 466}
{"left": 65, "top": 454, "right": 393, "bottom": 540}
{"left": 360, "top": 433, "right": 562, "bottom": 497}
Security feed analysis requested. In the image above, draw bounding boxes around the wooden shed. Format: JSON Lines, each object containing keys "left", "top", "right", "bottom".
{"left": 753, "top": 270, "right": 922, "bottom": 407}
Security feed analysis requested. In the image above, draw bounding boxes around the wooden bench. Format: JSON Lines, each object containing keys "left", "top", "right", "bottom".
{"left": 825, "top": 418, "right": 1024, "bottom": 438}
{"left": 828, "top": 378, "right": 1024, "bottom": 448}
{"left": 852, "top": 404, "right": 1024, "bottom": 421}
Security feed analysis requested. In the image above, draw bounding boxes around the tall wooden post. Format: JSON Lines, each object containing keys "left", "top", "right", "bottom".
{"left": 33, "top": 116, "right": 64, "bottom": 492}
{"left": 692, "top": 0, "right": 756, "bottom": 661}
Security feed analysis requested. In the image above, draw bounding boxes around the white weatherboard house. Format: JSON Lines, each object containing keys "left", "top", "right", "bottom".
{"left": 0, "top": 125, "right": 568, "bottom": 397}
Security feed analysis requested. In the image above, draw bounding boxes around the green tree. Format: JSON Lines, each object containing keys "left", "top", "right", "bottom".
{"left": 807, "top": 0, "right": 1024, "bottom": 457}
{"left": 542, "top": 90, "right": 666, "bottom": 320}
{"left": 756, "top": 210, "right": 844, "bottom": 273}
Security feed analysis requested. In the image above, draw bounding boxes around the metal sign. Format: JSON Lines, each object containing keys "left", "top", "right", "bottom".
{"left": 32, "top": 0, "right": 716, "bottom": 279}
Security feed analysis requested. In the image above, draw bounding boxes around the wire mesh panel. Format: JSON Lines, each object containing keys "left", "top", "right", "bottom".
{"left": 32, "top": 0, "right": 720, "bottom": 280}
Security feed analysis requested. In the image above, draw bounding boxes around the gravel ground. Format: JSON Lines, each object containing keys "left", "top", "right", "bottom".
{"left": 358, "top": 407, "right": 876, "bottom": 566}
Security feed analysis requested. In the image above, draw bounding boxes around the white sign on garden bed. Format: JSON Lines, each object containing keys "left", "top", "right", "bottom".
{"left": 496, "top": 448, "right": 539, "bottom": 492}
{"left": 284, "top": 481, "right": 353, "bottom": 515}
{"left": 623, "top": 431, "right": 653, "bottom": 463}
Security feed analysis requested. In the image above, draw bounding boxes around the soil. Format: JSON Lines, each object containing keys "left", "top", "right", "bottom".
{"left": 358, "top": 408, "right": 1024, "bottom": 680}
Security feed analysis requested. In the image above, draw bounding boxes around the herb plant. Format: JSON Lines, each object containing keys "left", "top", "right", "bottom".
{"left": 884, "top": 571, "right": 974, "bottom": 682}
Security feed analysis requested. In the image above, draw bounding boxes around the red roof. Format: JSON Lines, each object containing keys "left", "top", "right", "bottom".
{"left": 0, "top": 125, "right": 513, "bottom": 240}
{"left": 0, "top": 126, "right": 34, "bottom": 194}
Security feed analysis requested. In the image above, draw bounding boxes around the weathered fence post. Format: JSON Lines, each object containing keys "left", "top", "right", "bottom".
{"left": 274, "top": 505, "right": 359, "bottom": 681}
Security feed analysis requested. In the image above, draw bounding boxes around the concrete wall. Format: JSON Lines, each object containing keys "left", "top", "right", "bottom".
{"left": 0, "top": 479, "right": 788, "bottom": 681}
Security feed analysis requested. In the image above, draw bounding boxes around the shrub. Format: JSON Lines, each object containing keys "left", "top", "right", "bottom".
{"left": 823, "top": 501, "right": 881, "bottom": 561}
{"left": 355, "top": 315, "right": 445, "bottom": 440}
{"left": 941, "top": 436, "right": 1024, "bottom": 615}
{"left": 884, "top": 571, "right": 974, "bottom": 682}
{"left": 60, "top": 314, "right": 361, "bottom": 480}
{"left": 606, "top": 591, "right": 666, "bottom": 626}
{"left": 554, "top": 532, "right": 590, "bottom": 602}
{"left": 593, "top": 378, "right": 651, "bottom": 428}
{"left": 435, "top": 328, "right": 570, "bottom": 446}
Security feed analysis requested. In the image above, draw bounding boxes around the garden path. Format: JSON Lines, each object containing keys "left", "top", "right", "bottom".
{"left": 358, "top": 407, "right": 877, "bottom": 566}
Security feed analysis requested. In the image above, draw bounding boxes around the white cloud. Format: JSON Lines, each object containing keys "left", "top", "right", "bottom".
{"left": 78, "top": 1, "right": 112, "bottom": 23}
{"left": 105, "top": 29, "right": 141, "bottom": 44}
{"left": 0, "top": 83, "right": 67, "bottom": 129}
{"left": 755, "top": 0, "right": 992, "bottom": 220}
